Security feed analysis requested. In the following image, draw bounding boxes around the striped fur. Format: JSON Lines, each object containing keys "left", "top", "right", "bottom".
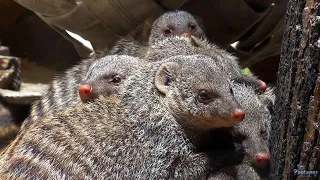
{"left": 28, "top": 58, "right": 94, "bottom": 124}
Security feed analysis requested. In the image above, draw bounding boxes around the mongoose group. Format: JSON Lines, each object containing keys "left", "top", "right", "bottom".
{"left": 0, "top": 10, "right": 274, "bottom": 179}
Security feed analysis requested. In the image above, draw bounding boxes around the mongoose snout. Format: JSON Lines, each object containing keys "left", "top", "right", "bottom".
{"left": 79, "top": 84, "right": 93, "bottom": 103}
{"left": 231, "top": 109, "right": 246, "bottom": 122}
{"left": 253, "top": 153, "right": 270, "bottom": 167}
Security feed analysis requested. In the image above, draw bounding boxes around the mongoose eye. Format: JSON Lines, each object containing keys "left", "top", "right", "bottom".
{"left": 197, "top": 90, "right": 213, "bottom": 104}
{"left": 260, "top": 130, "right": 268, "bottom": 139}
{"left": 232, "top": 134, "right": 246, "bottom": 143}
{"left": 189, "top": 23, "right": 197, "bottom": 31}
{"left": 163, "top": 28, "right": 173, "bottom": 36}
{"left": 230, "top": 87, "right": 234, "bottom": 96}
{"left": 110, "top": 75, "right": 122, "bottom": 84}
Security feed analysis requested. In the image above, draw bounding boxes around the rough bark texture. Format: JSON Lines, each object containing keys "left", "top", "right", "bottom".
{"left": 270, "top": 0, "right": 320, "bottom": 180}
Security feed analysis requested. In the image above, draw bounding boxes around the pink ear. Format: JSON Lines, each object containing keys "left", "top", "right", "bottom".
{"left": 258, "top": 80, "right": 267, "bottom": 92}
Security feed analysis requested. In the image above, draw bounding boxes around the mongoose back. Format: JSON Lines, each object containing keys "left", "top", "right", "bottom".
{"left": 145, "top": 36, "right": 267, "bottom": 92}
{"left": 0, "top": 55, "right": 247, "bottom": 179}
{"left": 28, "top": 55, "right": 141, "bottom": 124}
{"left": 78, "top": 55, "right": 142, "bottom": 103}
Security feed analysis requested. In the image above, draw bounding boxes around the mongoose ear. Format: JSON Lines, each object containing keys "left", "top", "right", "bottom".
{"left": 155, "top": 62, "right": 180, "bottom": 95}
{"left": 260, "top": 87, "right": 275, "bottom": 106}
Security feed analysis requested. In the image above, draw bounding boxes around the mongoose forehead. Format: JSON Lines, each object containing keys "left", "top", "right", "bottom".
{"left": 79, "top": 55, "right": 143, "bottom": 102}
{"left": 149, "top": 10, "right": 205, "bottom": 45}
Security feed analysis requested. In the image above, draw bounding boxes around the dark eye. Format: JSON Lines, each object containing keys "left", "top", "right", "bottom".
{"left": 163, "top": 28, "right": 173, "bottom": 36}
{"left": 261, "top": 130, "right": 268, "bottom": 139}
{"left": 230, "top": 87, "right": 234, "bottom": 96}
{"left": 110, "top": 75, "right": 121, "bottom": 84}
{"left": 189, "top": 23, "right": 197, "bottom": 31}
{"left": 197, "top": 90, "right": 213, "bottom": 104}
{"left": 232, "top": 134, "right": 246, "bottom": 143}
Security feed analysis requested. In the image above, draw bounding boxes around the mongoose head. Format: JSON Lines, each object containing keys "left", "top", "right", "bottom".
{"left": 147, "top": 36, "right": 267, "bottom": 93}
{"left": 154, "top": 55, "right": 245, "bottom": 129}
{"left": 231, "top": 84, "right": 274, "bottom": 168}
{"left": 149, "top": 10, "right": 205, "bottom": 45}
{"left": 79, "top": 55, "right": 141, "bottom": 102}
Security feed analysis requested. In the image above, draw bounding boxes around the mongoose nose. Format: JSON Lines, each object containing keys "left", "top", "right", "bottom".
{"left": 231, "top": 109, "right": 245, "bottom": 122}
{"left": 79, "top": 84, "right": 92, "bottom": 102}
{"left": 258, "top": 80, "right": 267, "bottom": 92}
{"left": 253, "top": 153, "right": 270, "bottom": 167}
{"left": 180, "top": 33, "right": 191, "bottom": 38}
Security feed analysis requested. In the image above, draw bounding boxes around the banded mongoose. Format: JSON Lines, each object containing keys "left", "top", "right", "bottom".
{"left": 78, "top": 55, "right": 142, "bottom": 103}
{"left": 208, "top": 84, "right": 274, "bottom": 179}
{"left": 0, "top": 55, "right": 247, "bottom": 179}
{"left": 145, "top": 35, "right": 267, "bottom": 92}
{"left": 230, "top": 84, "right": 274, "bottom": 168}
{"left": 28, "top": 55, "right": 141, "bottom": 125}
{"left": 107, "top": 10, "right": 206, "bottom": 57}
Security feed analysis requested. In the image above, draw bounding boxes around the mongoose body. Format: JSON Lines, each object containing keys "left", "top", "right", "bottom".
{"left": 0, "top": 55, "right": 246, "bottom": 179}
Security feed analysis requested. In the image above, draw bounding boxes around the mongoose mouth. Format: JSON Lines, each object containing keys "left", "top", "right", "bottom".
{"left": 180, "top": 33, "right": 191, "bottom": 38}
{"left": 194, "top": 117, "right": 241, "bottom": 128}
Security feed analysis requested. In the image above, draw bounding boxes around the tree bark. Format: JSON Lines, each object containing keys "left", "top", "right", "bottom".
{"left": 270, "top": 0, "right": 320, "bottom": 180}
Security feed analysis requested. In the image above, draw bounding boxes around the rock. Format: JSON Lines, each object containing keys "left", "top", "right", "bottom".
{"left": 0, "top": 46, "right": 10, "bottom": 56}
{"left": 0, "top": 82, "right": 48, "bottom": 105}
{"left": 0, "top": 55, "right": 21, "bottom": 90}
{"left": 0, "top": 103, "right": 19, "bottom": 150}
